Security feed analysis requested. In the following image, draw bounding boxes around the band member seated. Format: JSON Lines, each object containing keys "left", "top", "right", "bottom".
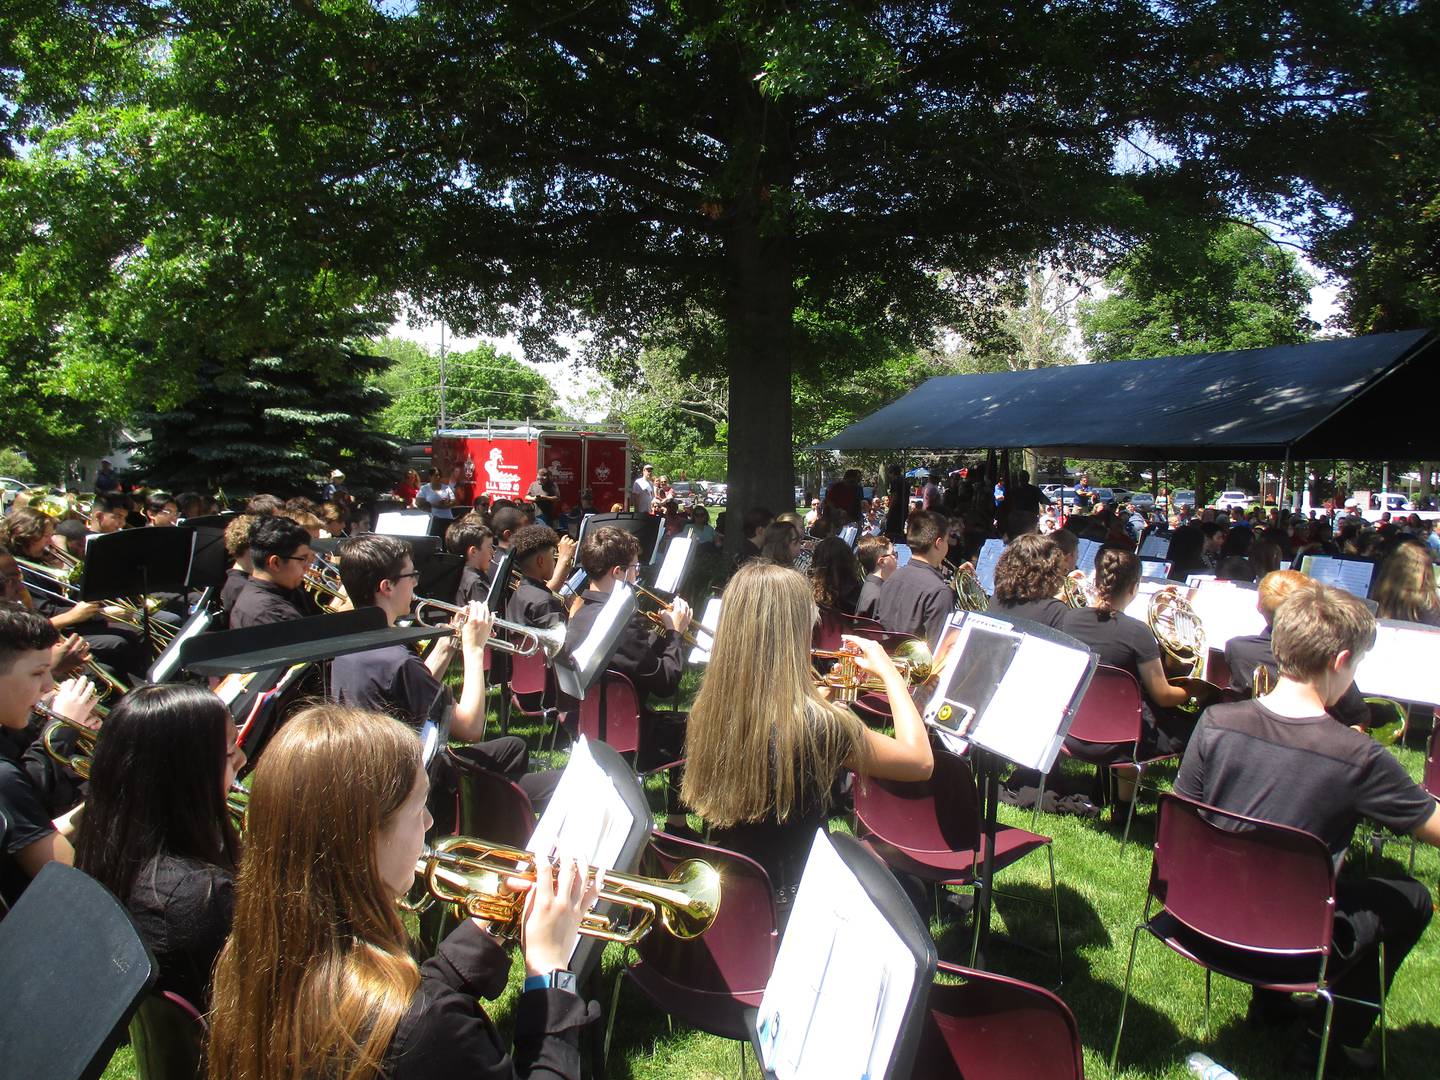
{"left": 0, "top": 605, "right": 97, "bottom": 906}
{"left": 143, "top": 493, "right": 180, "bottom": 527}
{"left": 206, "top": 706, "right": 598, "bottom": 1080}
{"left": 565, "top": 527, "right": 691, "bottom": 829}
{"left": 1372, "top": 539, "right": 1440, "bottom": 626}
{"left": 1226, "top": 570, "right": 1369, "bottom": 728}
{"left": 874, "top": 510, "right": 954, "bottom": 646}
{"left": 220, "top": 513, "right": 260, "bottom": 618}
{"left": 74, "top": 685, "right": 243, "bottom": 1007}
{"left": 330, "top": 535, "right": 554, "bottom": 810}
{"left": 446, "top": 518, "right": 496, "bottom": 607}
{"left": 854, "top": 535, "right": 896, "bottom": 621}
{"left": 489, "top": 505, "right": 526, "bottom": 553}
{"left": 228, "top": 516, "right": 322, "bottom": 629}
{"left": 990, "top": 533, "right": 1068, "bottom": 628}
{"left": 682, "top": 563, "right": 932, "bottom": 920}
{"left": 89, "top": 493, "right": 128, "bottom": 535}
{"left": 759, "top": 520, "right": 802, "bottom": 569}
{"left": 505, "top": 525, "right": 572, "bottom": 631}
{"left": 1176, "top": 584, "right": 1438, "bottom": 1065}
{"left": 730, "top": 506, "right": 772, "bottom": 576}
{"left": 810, "top": 537, "right": 864, "bottom": 616}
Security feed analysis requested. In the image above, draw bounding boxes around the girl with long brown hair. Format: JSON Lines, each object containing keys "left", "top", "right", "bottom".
{"left": 207, "top": 705, "right": 598, "bottom": 1080}
{"left": 681, "top": 562, "right": 932, "bottom": 915}
{"left": 1372, "top": 539, "right": 1440, "bottom": 626}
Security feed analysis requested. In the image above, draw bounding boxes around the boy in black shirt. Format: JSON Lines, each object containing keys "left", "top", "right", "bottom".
{"left": 229, "top": 516, "right": 322, "bottom": 629}
{"left": 874, "top": 511, "right": 953, "bottom": 647}
{"left": 446, "top": 518, "right": 495, "bottom": 607}
{"left": 505, "top": 525, "right": 570, "bottom": 631}
{"left": 1176, "top": 582, "right": 1438, "bottom": 1063}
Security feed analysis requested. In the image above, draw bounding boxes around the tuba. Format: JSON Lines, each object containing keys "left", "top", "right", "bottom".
{"left": 404, "top": 836, "right": 721, "bottom": 945}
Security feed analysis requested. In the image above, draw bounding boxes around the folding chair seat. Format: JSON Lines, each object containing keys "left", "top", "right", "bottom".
{"left": 578, "top": 670, "right": 684, "bottom": 776}
{"left": 131, "top": 991, "right": 206, "bottom": 1080}
{"left": 813, "top": 605, "right": 851, "bottom": 652}
{"left": 605, "top": 830, "right": 780, "bottom": 1072}
{"left": 1050, "top": 664, "right": 1180, "bottom": 843}
{"left": 1112, "top": 794, "right": 1388, "bottom": 1080}
{"left": 853, "top": 749, "right": 1062, "bottom": 981}
{"left": 914, "top": 960, "right": 1085, "bottom": 1079}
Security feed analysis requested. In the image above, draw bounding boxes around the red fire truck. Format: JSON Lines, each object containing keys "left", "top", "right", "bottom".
{"left": 431, "top": 422, "right": 634, "bottom": 514}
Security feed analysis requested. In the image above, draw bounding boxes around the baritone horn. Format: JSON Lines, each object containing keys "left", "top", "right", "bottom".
{"left": 404, "top": 836, "right": 721, "bottom": 945}
{"left": 411, "top": 597, "right": 567, "bottom": 660}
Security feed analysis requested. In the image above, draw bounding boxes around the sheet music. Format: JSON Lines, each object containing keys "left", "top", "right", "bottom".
{"left": 568, "top": 584, "right": 633, "bottom": 677}
{"left": 973, "top": 538, "right": 1004, "bottom": 595}
{"left": 1139, "top": 558, "right": 1171, "bottom": 580}
{"left": 756, "top": 832, "right": 916, "bottom": 1080}
{"left": 527, "top": 736, "right": 635, "bottom": 962}
{"left": 1187, "top": 580, "right": 1266, "bottom": 650}
{"left": 970, "top": 632, "right": 1092, "bottom": 773}
{"left": 653, "top": 534, "right": 694, "bottom": 594}
{"left": 840, "top": 525, "right": 859, "bottom": 549}
{"left": 1139, "top": 534, "right": 1170, "bottom": 558}
{"left": 687, "top": 598, "right": 722, "bottom": 665}
{"left": 893, "top": 544, "right": 913, "bottom": 568}
{"left": 1075, "top": 539, "right": 1101, "bottom": 576}
{"left": 1354, "top": 622, "right": 1440, "bottom": 705}
{"left": 920, "top": 614, "right": 1019, "bottom": 740}
{"left": 1279, "top": 561, "right": 1291, "bottom": 572}
{"left": 1301, "top": 555, "right": 1375, "bottom": 599}
{"left": 1186, "top": 573, "right": 1216, "bottom": 589}
{"left": 1124, "top": 580, "right": 1167, "bottom": 622}
{"left": 374, "top": 511, "right": 432, "bottom": 536}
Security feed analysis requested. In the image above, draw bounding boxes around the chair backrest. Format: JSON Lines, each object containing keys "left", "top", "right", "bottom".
{"left": 638, "top": 831, "right": 780, "bottom": 998}
{"left": 853, "top": 749, "right": 981, "bottom": 856}
{"left": 130, "top": 991, "right": 205, "bottom": 1080}
{"left": 1065, "top": 664, "right": 1144, "bottom": 747}
{"left": 577, "top": 670, "right": 643, "bottom": 755}
{"left": 447, "top": 750, "right": 537, "bottom": 847}
{"left": 509, "top": 648, "right": 549, "bottom": 697}
{"left": 1151, "top": 794, "right": 1335, "bottom": 955}
{"left": 813, "top": 605, "right": 850, "bottom": 651}
{"left": 913, "top": 961, "right": 1085, "bottom": 1080}
{"left": 0, "top": 863, "right": 156, "bottom": 1080}
{"left": 1205, "top": 646, "right": 1232, "bottom": 690}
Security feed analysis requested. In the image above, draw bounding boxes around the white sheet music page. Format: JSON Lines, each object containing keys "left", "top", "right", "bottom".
{"left": 893, "top": 544, "right": 913, "bottom": 567}
{"left": 1124, "top": 580, "right": 1167, "bottom": 623}
{"left": 756, "top": 832, "right": 915, "bottom": 1080}
{"left": 568, "top": 584, "right": 633, "bottom": 678}
{"left": 374, "top": 511, "right": 433, "bottom": 536}
{"left": 1187, "top": 580, "right": 1266, "bottom": 650}
{"left": 654, "top": 534, "right": 694, "bottom": 594}
{"left": 526, "top": 736, "right": 634, "bottom": 961}
{"left": 1075, "top": 539, "right": 1101, "bottom": 577}
{"left": 1302, "top": 555, "right": 1374, "bottom": 599}
{"left": 1140, "top": 534, "right": 1171, "bottom": 558}
{"left": 973, "top": 539, "right": 1005, "bottom": 595}
{"left": 687, "top": 598, "right": 722, "bottom": 665}
{"left": 1354, "top": 622, "right": 1440, "bottom": 706}
{"left": 969, "top": 633, "right": 1091, "bottom": 773}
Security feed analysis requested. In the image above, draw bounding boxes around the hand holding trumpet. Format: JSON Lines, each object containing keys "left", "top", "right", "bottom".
{"left": 50, "top": 676, "right": 100, "bottom": 730}
{"left": 459, "top": 602, "right": 496, "bottom": 656}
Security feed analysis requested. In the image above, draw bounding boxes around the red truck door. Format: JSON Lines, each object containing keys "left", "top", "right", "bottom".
{"left": 538, "top": 435, "right": 585, "bottom": 512}
{"left": 584, "top": 437, "right": 630, "bottom": 512}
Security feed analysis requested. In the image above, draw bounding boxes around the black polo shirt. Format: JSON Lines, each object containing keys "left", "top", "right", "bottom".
{"left": 1224, "top": 629, "right": 1370, "bottom": 728}
{"left": 1176, "top": 698, "right": 1435, "bottom": 859}
{"left": 220, "top": 567, "right": 250, "bottom": 614}
{"left": 565, "top": 590, "right": 683, "bottom": 710}
{"left": 993, "top": 596, "right": 1069, "bottom": 629}
{"left": 1058, "top": 606, "right": 1158, "bottom": 682}
{"left": 228, "top": 576, "right": 321, "bottom": 629}
{"left": 456, "top": 566, "right": 490, "bottom": 607}
{"left": 873, "top": 561, "right": 952, "bottom": 646}
{"left": 856, "top": 573, "right": 885, "bottom": 622}
{"left": 0, "top": 724, "right": 57, "bottom": 907}
{"left": 331, "top": 644, "right": 443, "bottom": 727}
{"left": 506, "top": 575, "right": 566, "bottom": 630}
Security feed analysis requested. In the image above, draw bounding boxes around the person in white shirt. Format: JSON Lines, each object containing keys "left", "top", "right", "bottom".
{"left": 631, "top": 464, "right": 656, "bottom": 515}
{"left": 416, "top": 468, "right": 456, "bottom": 521}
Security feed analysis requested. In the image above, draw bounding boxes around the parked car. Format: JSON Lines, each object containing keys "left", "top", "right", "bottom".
{"left": 1040, "top": 484, "right": 1064, "bottom": 500}
{"left": 1093, "top": 487, "right": 1116, "bottom": 505}
{"left": 1215, "top": 490, "right": 1255, "bottom": 511}
{"left": 1129, "top": 492, "right": 1155, "bottom": 510}
{"left": 0, "top": 477, "right": 32, "bottom": 514}
{"left": 705, "top": 482, "right": 727, "bottom": 506}
{"left": 1171, "top": 490, "right": 1196, "bottom": 510}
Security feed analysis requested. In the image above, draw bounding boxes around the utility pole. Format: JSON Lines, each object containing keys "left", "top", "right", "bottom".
{"left": 438, "top": 321, "right": 447, "bottom": 432}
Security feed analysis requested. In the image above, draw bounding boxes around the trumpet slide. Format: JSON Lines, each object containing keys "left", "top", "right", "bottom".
{"left": 405, "top": 836, "right": 721, "bottom": 945}
{"left": 411, "top": 597, "right": 567, "bottom": 660}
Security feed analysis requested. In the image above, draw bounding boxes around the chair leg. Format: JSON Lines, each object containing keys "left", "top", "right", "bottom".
{"left": 1315, "top": 990, "right": 1337, "bottom": 1080}
{"left": 739, "top": 1039, "right": 748, "bottom": 1080}
{"left": 1109, "top": 924, "right": 1146, "bottom": 1072}
{"left": 1032, "top": 772, "right": 1048, "bottom": 832}
{"left": 1202, "top": 969, "right": 1212, "bottom": 1035}
{"left": 602, "top": 968, "right": 625, "bottom": 1067}
{"left": 1047, "top": 844, "right": 1064, "bottom": 987}
{"left": 967, "top": 886, "right": 983, "bottom": 968}
{"left": 1121, "top": 764, "right": 1144, "bottom": 845}
{"left": 1378, "top": 940, "right": 1387, "bottom": 1077}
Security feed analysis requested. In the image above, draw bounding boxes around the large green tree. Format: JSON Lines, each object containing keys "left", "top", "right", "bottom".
{"left": 8, "top": 1, "right": 1435, "bottom": 549}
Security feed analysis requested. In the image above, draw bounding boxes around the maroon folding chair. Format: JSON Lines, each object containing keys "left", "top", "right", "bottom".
{"left": 1205, "top": 646, "right": 1232, "bottom": 690}
{"left": 914, "top": 960, "right": 1085, "bottom": 1079}
{"left": 1050, "top": 664, "right": 1180, "bottom": 843}
{"left": 604, "top": 831, "right": 780, "bottom": 1074}
{"left": 853, "top": 749, "right": 1062, "bottom": 982}
{"left": 813, "top": 604, "right": 851, "bottom": 651}
{"left": 578, "top": 670, "right": 685, "bottom": 782}
{"left": 1111, "top": 794, "right": 1387, "bottom": 1080}
{"left": 130, "top": 990, "right": 206, "bottom": 1080}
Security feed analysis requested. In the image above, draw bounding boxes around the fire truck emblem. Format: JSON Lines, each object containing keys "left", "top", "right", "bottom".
{"left": 483, "top": 448, "right": 521, "bottom": 496}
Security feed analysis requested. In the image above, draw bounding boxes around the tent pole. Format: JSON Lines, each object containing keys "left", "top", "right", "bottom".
{"left": 1279, "top": 447, "right": 1291, "bottom": 509}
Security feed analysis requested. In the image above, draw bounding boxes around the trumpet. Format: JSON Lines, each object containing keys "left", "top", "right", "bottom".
{"left": 631, "top": 583, "right": 704, "bottom": 648}
{"left": 411, "top": 597, "right": 568, "bottom": 660}
{"left": 20, "top": 571, "right": 175, "bottom": 649}
{"left": 811, "top": 639, "right": 934, "bottom": 703}
{"left": 404, "top": 836, "right": 721, "bottom": 946}
{"left": 36, "top": 701, "right": 104, "bottom": 780}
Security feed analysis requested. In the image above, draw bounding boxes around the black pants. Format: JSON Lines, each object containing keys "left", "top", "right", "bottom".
{"left": 451, "top": 737, "right": 562, "bottom": 812}
{"left": 1254, "top": 873, "right": 1433, "bottom": 1045}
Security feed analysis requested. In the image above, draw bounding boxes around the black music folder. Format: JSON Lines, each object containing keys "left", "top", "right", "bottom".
{"left": 553, "top": 585, "right": 638, "bottom": 700}
{"left": 582, "top": 511, "right": 661, "bottom": 563}
{"left": 486, "top": 547, "right": 517, "bottom": 614}
{"left": 747, "top": 831, "right": 937, "bottom": 1080}
{"left": 80, "top": 527, "right": 196, "bottom": 601}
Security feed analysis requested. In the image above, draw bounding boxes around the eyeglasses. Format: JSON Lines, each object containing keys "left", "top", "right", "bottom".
{"left": 278, "top": 555, "right": 311, "bottom": 564}
{"left": 391, "top": 570, "right": 421, "bottom": 582}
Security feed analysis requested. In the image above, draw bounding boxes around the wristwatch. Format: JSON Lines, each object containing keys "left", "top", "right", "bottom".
{"left": 524, "top": 969, "right": 578, "bottom": 994}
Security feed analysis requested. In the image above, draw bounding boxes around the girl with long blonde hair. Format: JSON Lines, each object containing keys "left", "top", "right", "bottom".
{"left": 1372, "top": 539, "right": 1440, "bottom": 626}
{"left": 681, "top": 561, "right": 933, "bottom": 913}
{"left": 207, "top": 705, "right": 597, "bottom": 1080}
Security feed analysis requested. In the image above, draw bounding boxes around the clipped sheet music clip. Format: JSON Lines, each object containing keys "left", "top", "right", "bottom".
{"left": 747, "top": 831, "right": 936, "bottom": 1080}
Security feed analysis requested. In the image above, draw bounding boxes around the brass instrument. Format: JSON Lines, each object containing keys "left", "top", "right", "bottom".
{"left": 405, "top": 836, "right": 721, "bottom": 945}
{"left": 411, "top": 597, "right": 568, "bottom": 659}
{"left": 18, "top": 569, "right": 175, "bottom": 649}
{"left": 632, "top": 583, "right": 704, "bottom": 647}
{"left": 944, "top": 560, "right": 989, "bottom": 612}
{"left": 1061, "top": 571, "right": 1091, "bottom": 609}
{"left": 227, "top": 782, "right": 250, "bottom": 829}
{"left": 811, "top": 639, "right": 934, "bottom": 703}
{"left": 1252, "top": 663, "right": 1273, "bottom": 697}
{"left": 304, "top": 557, "right": 350, "bottom": 605}
{"left": 36, "top": 702, "right": 103, "bottom": 780}
{"left": 1146, "top": 589, "right": 1220, "bottom": 713}
{"left": 1363, "top": 697, "right": 1408, "bottom": 746}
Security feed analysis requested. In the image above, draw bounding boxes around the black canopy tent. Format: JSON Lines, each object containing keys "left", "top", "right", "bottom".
{"left": 814, "top": 330, "right": 1438, "bottom": 462}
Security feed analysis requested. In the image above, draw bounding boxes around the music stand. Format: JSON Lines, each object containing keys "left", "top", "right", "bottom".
{"left": 375, "top": 510, "right": 432, "bottom": 536}
{"left": 580, "top": 511, "right": 660, "bottom": 565}
{"left": 647, "top": 534, "right": 695, "bottom": 596}
{"left": 183, "top": 523, "right": 230, "bottom": 591}
{"left": 0, "top": 863, "right": 156, "bottom": 1080}
{"left": 176, "top": 607, "right": 445, "bottom": 676}
{"left": 80, "top": 528, "right": 196, "bottom": 648}
{"left": 417, "top": 551, "right": 464, "bottom": 606}
{"left": 746, "top": 831, "right": 937, "bottom": 1080}
{"left": 553, "top": 586, "right": 638, "bottom": 742}
{"left": 179, "top": 512, "right": 237, "bottom": 530}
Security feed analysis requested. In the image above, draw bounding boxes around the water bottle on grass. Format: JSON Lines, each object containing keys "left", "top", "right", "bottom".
{"left": 1186, "top": 1051, "right": 1239, "bottom": 1080}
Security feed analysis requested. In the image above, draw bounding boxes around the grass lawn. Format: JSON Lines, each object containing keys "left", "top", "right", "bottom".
{"left": 102, "top": 686, "right": 1439, "bottom": 1079}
